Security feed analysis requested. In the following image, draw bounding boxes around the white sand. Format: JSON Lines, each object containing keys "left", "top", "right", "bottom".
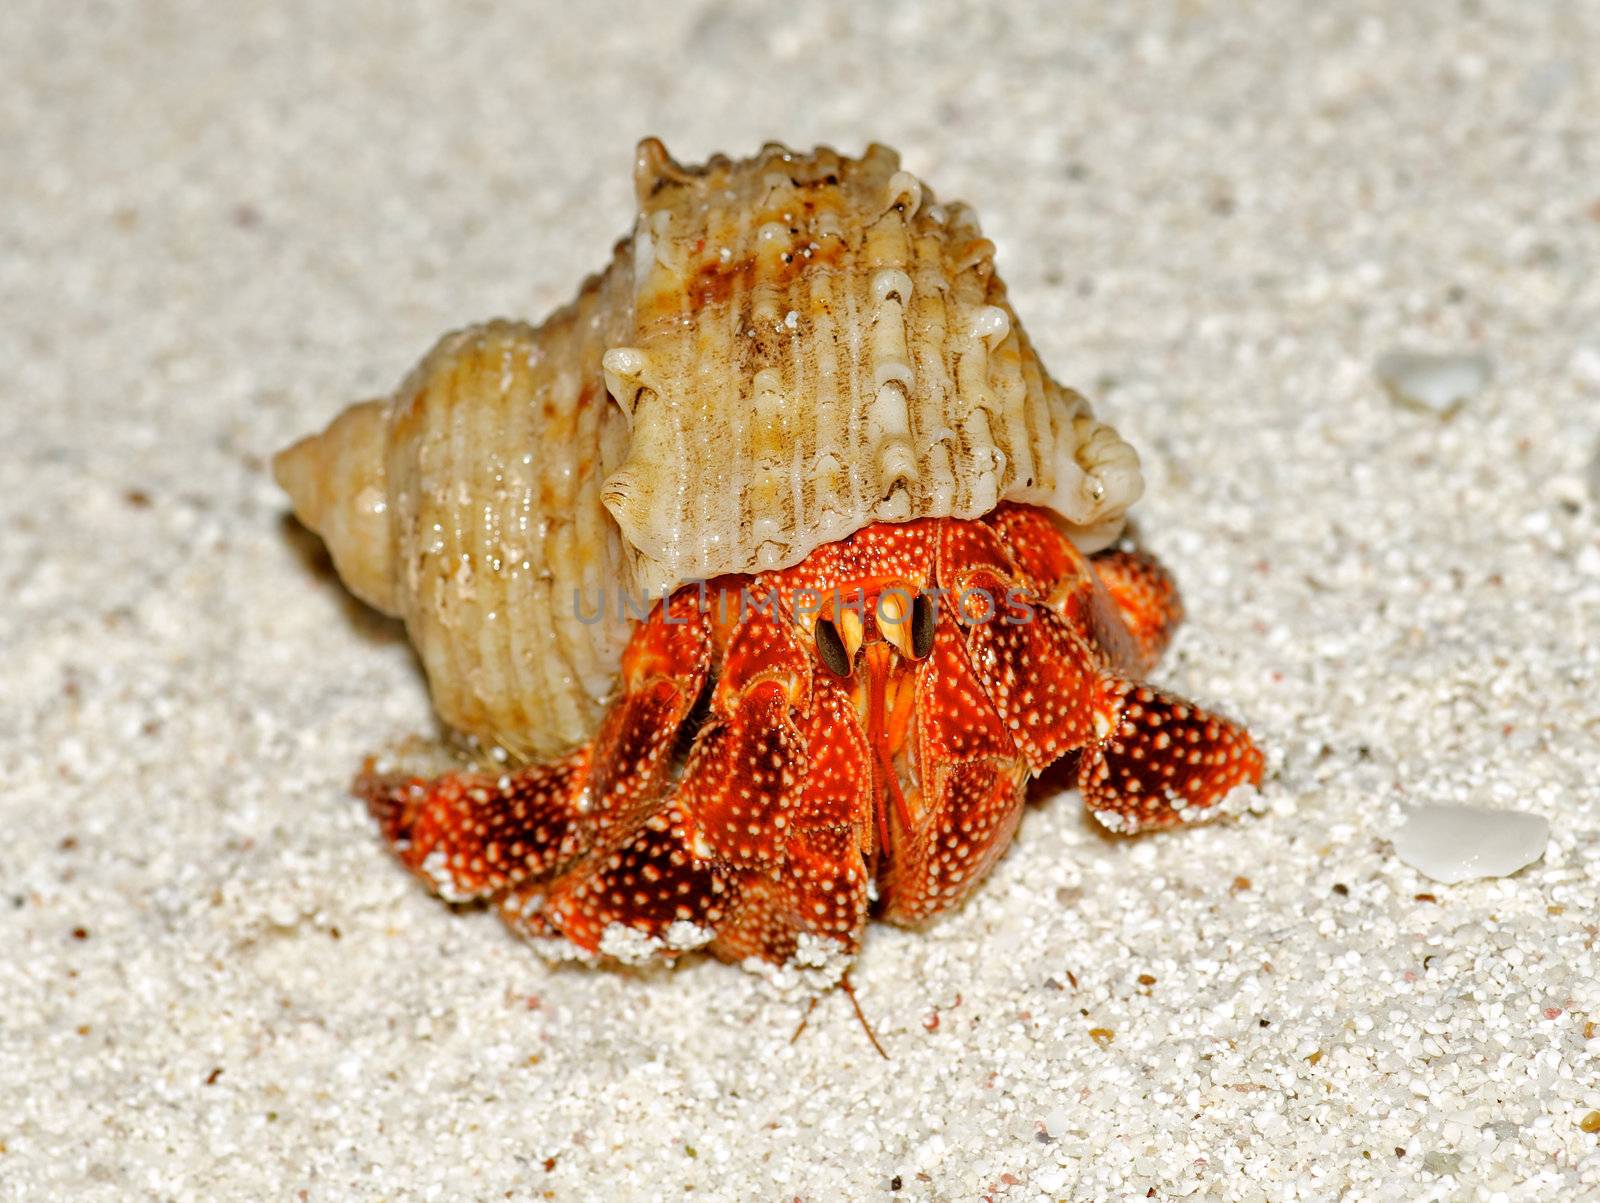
{"left": 4, "top": 2, "right": 1599, "bottom": 1200}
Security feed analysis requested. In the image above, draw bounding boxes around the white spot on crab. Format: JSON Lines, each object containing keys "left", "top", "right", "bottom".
{"left": 419, "top": 849, "right": 475, "bottom": 904}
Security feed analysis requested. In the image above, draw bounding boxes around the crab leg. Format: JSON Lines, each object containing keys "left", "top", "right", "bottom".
{"left": 880, "top": 518, "right": 1120, "bottom": 920}
{"left": 982, "top": 504, "right": 1184, "bottom": 677}
{"left": 359, "top": 751, "right": 592, "bottom": 903}
{"left": 1088, "top": 547, "right": 1185, "bottom": 674}
{"left": 942, "top": 514, "right": 1263, "bottom": 837}
{"left": 675, "top": 590, "right": 810, "bottom": 866}
{"left": 1079, "top": 550, "right": 1262, "bottom": 831}
{"left": 1078, "top": 681, "right": 1264, "bottom": 833}
{"left": 769, "top": 670, "right": 874, "bottom": 950}
{"left": 878, "top": 757, "right": 1029, "bottom": 924}
{"left": 360, "top": 593, "right": 710, "bottom": 909}
{"left": 505, "top": 799, "right": 730, "bottom": 956}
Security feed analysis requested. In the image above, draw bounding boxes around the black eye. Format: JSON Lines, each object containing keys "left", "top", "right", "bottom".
{"left": 910, "top": 592, "right": 936, "bottom": 659}
{"left": 813, "top": 618, "right": 852, "bottom": 677}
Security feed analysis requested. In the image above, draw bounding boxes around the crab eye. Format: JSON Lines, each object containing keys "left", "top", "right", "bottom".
{"left": 910, "top": 592, "right": 936, "bottom": 659}
{"left": 813, "top": 617, "right": 852, "bottom": 677}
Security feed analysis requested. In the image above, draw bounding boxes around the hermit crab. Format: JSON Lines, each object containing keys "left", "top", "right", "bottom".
{"left": 275, "top": 140, "right": 1263, "bottom": 982}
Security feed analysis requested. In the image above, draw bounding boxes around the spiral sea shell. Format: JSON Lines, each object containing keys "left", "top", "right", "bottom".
{"left": 274, "top": 139, "right": 1144, "bottom": 761}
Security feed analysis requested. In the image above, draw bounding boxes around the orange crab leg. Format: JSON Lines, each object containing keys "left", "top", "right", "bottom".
{"left": 880, "top": 758, "right": 1029, "bottom": 924}
{"left": 1089, "top": 547, "right": 1185, "bottom": 674}
{"left": 358, "top": 749, "right": 591, "bottom": 903}
{"left": 679, "top": 679, "right": 805, "bottom": 867}
{"left": 506, "top": 799, "right": 728, "bottom": 956}
{"left": 942, "top": 520, "right": 1115, "bottom": 771}
{"left": 980, "top": 505, "right": 1129, "bottom": 671}
{"left": 1078, "top": 681, "right": 1264, "bottom": 833}
{"left": 676, "top": 588, "right": 810, "bottom": 869}
{"left": 360, "top": 592, "right": 711, "bottom": 908}
{"left": 783, "top": 667, "right": 877, "bottom": 954}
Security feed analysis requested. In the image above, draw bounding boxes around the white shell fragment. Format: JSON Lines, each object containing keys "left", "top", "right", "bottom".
{"left": 1391, "top": 803, "right": 1550, "bottom": 884}
{"left": 1375, "top": 348, "right": 1493, "bottom": 417}
{"left": 275, "top": 140, "right": 1145, "bottom": 761}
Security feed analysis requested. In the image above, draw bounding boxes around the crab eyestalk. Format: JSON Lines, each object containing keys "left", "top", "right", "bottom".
{"left": 875, "top": 588, "right": 916, "bottom": 660}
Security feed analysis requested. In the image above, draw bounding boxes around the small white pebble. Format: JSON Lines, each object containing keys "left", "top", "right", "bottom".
{"left": 1570, "top": 346, "right": 1600, "bottom": 389}
{"left": 1392, "top": 804, "right": 1550, "bottom": 884}
{"left": 1375, "top": 349, "right": 1492, "bottom": 416}
{"left": 1034, "top": 1166, "right": 1069, "bottom": 1192}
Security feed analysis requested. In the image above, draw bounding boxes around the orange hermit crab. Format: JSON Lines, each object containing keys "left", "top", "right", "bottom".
{"left": 275, "top": 140, "right": 1263, "bottom": 983}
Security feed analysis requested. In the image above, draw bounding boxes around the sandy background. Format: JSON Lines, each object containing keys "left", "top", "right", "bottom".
{"left": 4, "top": 2, "right": 1599, "bottom": 1200}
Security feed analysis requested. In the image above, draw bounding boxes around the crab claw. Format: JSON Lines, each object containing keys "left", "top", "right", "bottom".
{"left": 877, "top": 605, "right": 1029, "bottom": 924}
{"left": 678, "top": 679, "right": 805, "bottom": 868}
{"left": 678, "top": 590, "right": 873, "bottom": 963}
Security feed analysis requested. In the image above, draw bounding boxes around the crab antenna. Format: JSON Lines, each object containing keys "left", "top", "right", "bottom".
{"left": 788, "top": 975, "right": 889, "bottom": 1059}
{"left": 841, "top": 974, "right": 890, "bottom": 1060}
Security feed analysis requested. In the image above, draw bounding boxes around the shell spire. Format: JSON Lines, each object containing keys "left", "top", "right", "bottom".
{"left": 274, "top": 398, "right": 396, "bottom": 614}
